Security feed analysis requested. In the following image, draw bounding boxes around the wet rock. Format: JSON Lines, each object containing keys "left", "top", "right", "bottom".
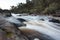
{"left": 0, "top": 16, "right": 28, "bottom": 40}
{"left": 0, "top": 9, "right": 11, "bottom": 17}
{"left": 5, "top": 17, "right": 26, "bottom": 27}
{"left": 40, "top": 19, "right": 45, "bottom": 21}
{"left": 11, "top": 22, "right": 26, "bottom": 27}
{"left": 5, "top": 14, "right": 12, "bottom": 17}
{"left": 49, "top": 18, "right": 60, "bottom": 23}
{"left": 20, "top": 28, "right": 54, "bottom": 40}
{"left": 17, "top": 18, "right": 27, "bottom": 22}
{"left": 0, "top": 13, "right": 12, "bottom": 17}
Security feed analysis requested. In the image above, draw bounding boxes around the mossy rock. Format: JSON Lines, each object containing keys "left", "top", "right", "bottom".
{"left": 6, "top": 32, "right": 13, "bottom": 38}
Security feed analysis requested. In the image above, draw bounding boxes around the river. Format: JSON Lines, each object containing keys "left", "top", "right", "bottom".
{"left": 9, "top": 13, "right": 60, "bottom": 40}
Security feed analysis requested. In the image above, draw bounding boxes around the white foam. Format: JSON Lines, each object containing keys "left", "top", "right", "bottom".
{"left": 34, "top": 38, "right": 40, "bottom": 40}
{"left": 12, "top": 13, "right": 60, "bottom": 40}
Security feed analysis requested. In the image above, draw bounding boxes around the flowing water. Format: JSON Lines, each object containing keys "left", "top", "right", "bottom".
{"left": 11, "top": 14, "right": 60, "bottom": 40}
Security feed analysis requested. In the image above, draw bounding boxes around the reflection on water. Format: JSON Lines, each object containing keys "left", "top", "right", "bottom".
{"left": 11, "top": 13, "right": 60, "bottom": 40}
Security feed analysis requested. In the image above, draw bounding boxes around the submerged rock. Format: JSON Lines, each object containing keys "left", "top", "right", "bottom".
{"left": 40, "top": 19, "right": 45, "bottom": 21}
{"left": 17, "top": 18, "right": 27, "bottom": 22}
{"left": 49, "top": 18, "right": 60, "bottom": 23}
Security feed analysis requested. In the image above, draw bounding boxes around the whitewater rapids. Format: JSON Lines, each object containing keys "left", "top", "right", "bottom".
{"left": 12, "top": 14, "right": 60, "bottom": 40}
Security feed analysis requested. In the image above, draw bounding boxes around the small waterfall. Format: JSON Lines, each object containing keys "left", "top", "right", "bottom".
{"left": 12, "top": 13, "right": 60, "bottom": 40}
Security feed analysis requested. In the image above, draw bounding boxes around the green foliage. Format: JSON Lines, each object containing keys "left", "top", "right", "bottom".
{"left": 10, "top": 0, "right": 60, "bottom": 14}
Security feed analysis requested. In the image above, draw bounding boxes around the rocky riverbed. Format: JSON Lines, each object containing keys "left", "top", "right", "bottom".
{"left": 0, "top": 13, "right": 60, "bottom": 40}
{"left": 12, "top": 13, "right": 60, "bottom": 40}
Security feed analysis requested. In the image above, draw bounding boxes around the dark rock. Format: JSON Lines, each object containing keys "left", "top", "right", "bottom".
{"left": 0, "top": 13, "right": 12, "bottom": 17}
{"left": 3, "top": 9, "right": 11, "bottom": 13}
{"left": 17, "top": 18, "right": 27, "bottom": 22}
{"left": 11, "top": 22, "right": 26, "bottom": 27}
{"left": 5, "top": 17, "right": 26, "bottom": 27}
{"left": 40, "top": 19, "right": 45, "bottom": 21}
{"left": 0, "top": 9, "right": 12, "bottom": 17}
{"left": 49, "top": 18, "right": 60, "bottom": 23}
{"left": 5, "top": 14, "right": 12, "bottom": 17}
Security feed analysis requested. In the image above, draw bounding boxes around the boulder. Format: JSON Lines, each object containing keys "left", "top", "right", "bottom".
{"left": 0, "top": 16, "right": 28, "bottom": 40}
{"left": 17, "top": 18, "right": 27, "bottom": 22}
{"left": 40, "top": 19, "right": 45, "bottom": 21}
{"left": 49, "top": 18, "right": 60, "bottom": 23}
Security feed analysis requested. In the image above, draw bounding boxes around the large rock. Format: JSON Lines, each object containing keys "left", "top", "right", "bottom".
{"left": 0, "top": 9, "right": 12, "bottom": 17}
{"left": 5, "top": 17, "right": 26, "bottom": 27}
{"left": 49, "top": 18, "right": 60, "bottom": 23}
{"left": 0, "top": 16, "right": 28, "bottom": 40}
{"left": 17, "top": 18, "right": 27, "bottom": 22}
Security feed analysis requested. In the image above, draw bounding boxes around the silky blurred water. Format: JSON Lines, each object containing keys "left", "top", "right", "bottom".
{"left": 11, "top": 13, "right": 60, "bottom": 40}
